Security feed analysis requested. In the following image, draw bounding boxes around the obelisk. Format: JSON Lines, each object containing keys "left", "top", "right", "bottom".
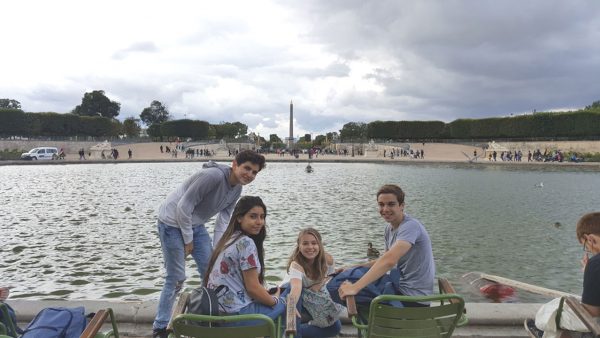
{"left": 288, "top": 100, "right": 293, "bottom": 149}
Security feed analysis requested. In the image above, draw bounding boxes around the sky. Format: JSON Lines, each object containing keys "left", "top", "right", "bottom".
{"left": 2, "top": 0, "right": 600, "bottom": 139}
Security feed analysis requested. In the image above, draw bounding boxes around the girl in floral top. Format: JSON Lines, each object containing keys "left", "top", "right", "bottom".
{"left": 204, "top": 196, "right": 286, "bottom": 323}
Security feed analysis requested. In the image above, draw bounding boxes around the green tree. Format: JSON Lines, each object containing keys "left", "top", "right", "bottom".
{"left": 269, "top": 134, "right": 282, "bottom": 143}
{"left": 140, "top": 100, "right": 170, "bottom": 126}
{"left": 147, "top": 123, "right": 163, "bottom": 139}
{"left": 213, "top": 122, "right": 248, "bottom": 139}
{"left": 0, "top": 99, "right": 21, "bottom": 110}
{"left": 585, "top": 100, "right": 600, "bottom": 111}
{"left": 340, "top": 122, "right": 367, "bottom": 141}
{"left": 72, "top": 90, "right": 120, "bottom": 118}
{"left": 326, "top": 132, "right": 339, "bottom": 142}
{"left": 79, "top": 116, "right": 115, "bottom": 137}
{"left": 123, "top": 117, "right": 141, "bottom": 138}
{"left": 161, "top": 119, "right": 210, "bottom": 140}
{"left": 314, "top": 134, "right": 326, "bottom": 146}
{"left": 0, "top": 108, "right": 27, "bottom": 136}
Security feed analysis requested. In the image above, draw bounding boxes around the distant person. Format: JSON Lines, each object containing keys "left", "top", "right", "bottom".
{"left": 128, "top": 149, "right": 132, "bottom": 159}
{"left": 152, "top": 150, "right": 266, "bottom": 338}
{"left": 337, "top": 184, "right": 435, "bottom": 308}
{"left": 160, "top": 145, "right": 163, "bottom": 153}
{"left": 525, "top": 212, "right": 600, "bottom": 337}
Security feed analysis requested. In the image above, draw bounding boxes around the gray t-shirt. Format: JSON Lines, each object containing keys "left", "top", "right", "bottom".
{"left": 384, "top": 213, "right": 435, "bottom": 298}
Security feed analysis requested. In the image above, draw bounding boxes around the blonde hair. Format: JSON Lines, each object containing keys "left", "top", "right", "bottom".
{"left": 287, "top": 228, "right": 328, "bottom": 282}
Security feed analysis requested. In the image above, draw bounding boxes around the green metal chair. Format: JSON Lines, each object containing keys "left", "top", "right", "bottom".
{"left": 345, "top": 278, "right": 467, "bottom": 338}
{"left": 0, "top": 303, "right": 119, "bottom": 338}
{"left": 168, "top": 291, "right": 297, "bottom": 338}
{"left": 169, "top": 313, "right": 277, "bottom": 338}
{"left": 0, "top": 303, "right": 16, "bottom": 337}
{"left": 80, "top": 308, "right": 120, "bottom": 338}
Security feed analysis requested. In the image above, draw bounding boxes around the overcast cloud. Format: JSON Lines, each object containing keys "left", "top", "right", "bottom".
{"left": 2, "top": 0, "right": 600, "bottom": 138}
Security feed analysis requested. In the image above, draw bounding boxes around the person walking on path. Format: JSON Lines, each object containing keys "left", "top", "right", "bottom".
{"left": 152, "top": 150, "right": 266, "bottom": 338}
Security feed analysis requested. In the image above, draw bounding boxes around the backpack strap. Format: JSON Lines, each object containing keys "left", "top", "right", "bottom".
{"left": 555, "top": 296, "right": 566, "bottom": 330}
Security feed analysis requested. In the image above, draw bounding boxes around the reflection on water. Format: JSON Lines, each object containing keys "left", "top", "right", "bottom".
{"left": 1, "top": 162, "right": 598, "bottom": 302}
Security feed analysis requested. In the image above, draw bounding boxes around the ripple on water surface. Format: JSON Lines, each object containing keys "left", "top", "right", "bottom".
{"left": 1, "top": 162, "right": 598, "bottom": 302}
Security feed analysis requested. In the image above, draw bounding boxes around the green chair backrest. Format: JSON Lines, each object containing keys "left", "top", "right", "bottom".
{"left": 170, "top": 313, "right": 277, "bottom": 338}
{"left": 365, "top": 294, "right": 465, "bottom": 338}
{"left": 0, "top": 303, "right": 17, "bottom": 338}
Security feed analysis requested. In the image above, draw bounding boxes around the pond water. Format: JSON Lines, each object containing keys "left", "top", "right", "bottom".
{"left": 1, "top": 162, "right": 598, "bottom": 302}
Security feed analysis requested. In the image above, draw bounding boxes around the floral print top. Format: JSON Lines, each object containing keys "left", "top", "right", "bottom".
{"left": 206, "top": 231, "right": 261, "bottom": 313}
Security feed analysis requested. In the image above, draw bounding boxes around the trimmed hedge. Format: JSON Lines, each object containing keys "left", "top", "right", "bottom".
{"left": 343, "top": 110, "right": 600, "bottom": 141}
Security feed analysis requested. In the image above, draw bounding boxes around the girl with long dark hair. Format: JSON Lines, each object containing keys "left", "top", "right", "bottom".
{"left": 204, "top": 196, "right": 286, "bottom": 322}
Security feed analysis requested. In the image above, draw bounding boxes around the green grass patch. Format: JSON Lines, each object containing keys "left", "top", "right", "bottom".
{"left": 565, "top": 151, "right": 600, "bottom": 162}
{"left": 0, "top": 148, "right": 24, "bottom": 160}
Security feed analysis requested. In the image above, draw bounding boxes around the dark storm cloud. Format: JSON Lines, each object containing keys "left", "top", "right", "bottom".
{"left": 7, "top": 0, "right": 600, "bottom": 138}
{"left": 284, "top": 0, "right": 600, "bottom": 121}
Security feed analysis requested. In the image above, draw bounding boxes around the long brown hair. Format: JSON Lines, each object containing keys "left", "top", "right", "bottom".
{"left": 203, "top": 196, "right": 267, "bottom": 286}
{"left": 286, "top": 228, "right": 328, "bottom": 282}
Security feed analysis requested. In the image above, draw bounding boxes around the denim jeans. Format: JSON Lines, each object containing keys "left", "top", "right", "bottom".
{"left": 220, "top": 287, "right": 291, "bottom": 338}
{"left": 295, "top": 288, "right": 342, "bottom": 338}
{"left": 276, "top": 284, "right": 341, "bottom": 338}
{"left": 299, "top": 320, "right": 342, "bottom": 338}
{"left": 153, "top": 221, "right": 213, "bottom": 329}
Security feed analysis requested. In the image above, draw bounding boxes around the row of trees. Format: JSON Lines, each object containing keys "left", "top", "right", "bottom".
{"left": 0, "top": 91, "right": 249, "bottom": 141}
{"left": 339, "top": 107, "right": 600, "bottom": 142}
{"left": 0, "top": 109, "right": 142, "bottom": 138}
{"left": 4, "top": 93, "right": 600, "bottom": 143}
{"left": 0, "top": 108, "right": 252, "bottom": 141}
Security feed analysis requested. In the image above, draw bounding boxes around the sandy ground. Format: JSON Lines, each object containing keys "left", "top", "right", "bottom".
{"left": 73, "top": 140, "right": 600, "bottom": 163}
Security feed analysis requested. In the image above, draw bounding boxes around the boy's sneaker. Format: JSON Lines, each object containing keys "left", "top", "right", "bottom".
{"left": 524, "top": 318, "right": 544, "bottom": 338}
{"left": 152, "top": 327, "right": 168, "bottom": 338}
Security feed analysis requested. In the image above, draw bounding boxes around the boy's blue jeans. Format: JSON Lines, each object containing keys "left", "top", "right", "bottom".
{"left": 153, "top": 221, "right": 212, "bottom": 329}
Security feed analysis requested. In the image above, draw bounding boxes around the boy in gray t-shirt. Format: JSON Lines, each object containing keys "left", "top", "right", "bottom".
{"left": 339, "top": 184, "right": 435, "bottom": 306}
{"left": 385, "top": 213, "right": 435, "bottom": 300}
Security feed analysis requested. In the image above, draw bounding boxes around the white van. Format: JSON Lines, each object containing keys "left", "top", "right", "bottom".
{"left": 20, "top": 147, "right": 59, "bottom": 160}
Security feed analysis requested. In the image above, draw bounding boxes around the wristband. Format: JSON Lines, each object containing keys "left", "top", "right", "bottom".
{"left": 271, "top": 295, "right": 279, "bottom": 306}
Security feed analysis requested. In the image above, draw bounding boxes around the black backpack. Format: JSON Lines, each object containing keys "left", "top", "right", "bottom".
{"left": 186, "top": 286, "right": 220, "bottom": 327}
